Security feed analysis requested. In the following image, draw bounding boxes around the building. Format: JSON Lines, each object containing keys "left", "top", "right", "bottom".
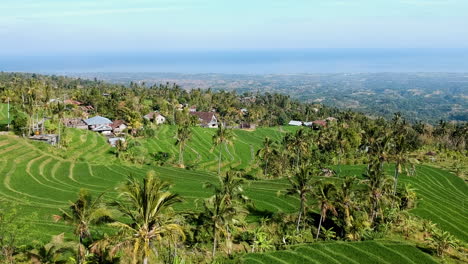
{"left": 111, "top": 120, "right": 128, "bottom": 134}
{"left": 190, "top": 112, "right": 218, "bottom": 128}
{"left": 29, "top": 134, "right": 59, "bottom": 145}
{"left": 63, "top": 118, "right": 88, "bottom": 129}
{"left": 84, "top": 116, "right": 113, "bottom": 134}
{"left": 108, "top": 137, "right": 125, "bottom": 147}
{"left": 288, "top": 120, "right": 304, "bottom": 126}
{"left": 239, "top": 122, "right": 256, "bottom": 130}
{"left": 144, "top": 112, "right": 166, "bottom": 124}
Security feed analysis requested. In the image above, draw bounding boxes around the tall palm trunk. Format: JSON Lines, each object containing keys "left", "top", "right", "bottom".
{"left": 179, "top": 143, "right": 183, "bottom": 165}
{"left": 296, "top": 195, "right": 304, "bottom": 232}
{"left": 212, "top": 224, "right": 217, "bottom": 258}
{"left": 218, "top": 145, "right": 222, "bottom": 176}
{"left": 316, "top": 214, "right": 323, "bottom": 239}
{"left": 393, "top": 162, "right": 400, "bottom": 195}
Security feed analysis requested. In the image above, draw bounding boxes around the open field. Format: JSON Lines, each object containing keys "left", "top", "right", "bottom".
{"left": 141, "top": 125, "right": 299, "bottom": 172}
{"left": 0, "top": 127, "right": 466, "bottom": 263}
{"left": 242, "top": 240, "right": 437, "bottom": 264}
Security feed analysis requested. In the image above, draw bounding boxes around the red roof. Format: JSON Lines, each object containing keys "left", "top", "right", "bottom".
{"left": 111, "top": 120, "right": 127, "bottom": 129}
{"left": 312, "top": 120, "right": 327, "bottom": 127}
{"left": 64, "top": 99, "right": 82, "bottom": 105}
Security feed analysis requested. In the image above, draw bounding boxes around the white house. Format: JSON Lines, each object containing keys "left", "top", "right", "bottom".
{"left": 144, "top": 112, "right": 166, "bottom": 125}
{"left": 190, "top": 112, "right": 218, "bottom": 128}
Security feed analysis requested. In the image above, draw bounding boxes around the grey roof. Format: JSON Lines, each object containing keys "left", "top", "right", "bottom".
{"left": 84, "top": 116, "right": 112, "bottom": 126}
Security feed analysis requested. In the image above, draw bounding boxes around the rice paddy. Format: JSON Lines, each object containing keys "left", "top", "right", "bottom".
{"left": 0, "top": 126, "right": 466, "bottom": 263}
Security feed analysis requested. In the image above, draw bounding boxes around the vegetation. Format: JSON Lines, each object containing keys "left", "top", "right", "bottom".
{"left": 0, "top": 72, "right": 466, "bottom": 263}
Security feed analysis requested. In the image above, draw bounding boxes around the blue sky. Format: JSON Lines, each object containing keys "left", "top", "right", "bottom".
{"left": 1, "top": 0, "right": 467, "bottom": 55}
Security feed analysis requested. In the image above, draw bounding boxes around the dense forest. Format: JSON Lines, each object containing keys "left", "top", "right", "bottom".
{"left": 63, "top": 72, "right": 468, "bottom": 123}
{"left": 0, "top": 72, "right": 466, "bottom": 263}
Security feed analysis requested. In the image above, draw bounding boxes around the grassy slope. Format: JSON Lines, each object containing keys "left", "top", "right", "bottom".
{"left": 243, "top": 241, "right": 437, "bottom": 264}
{"left": 0, "top": 127, "right": 465, "bottom": 263}
{"left": 140, "top": 125, "right": 299, "bottom": 172}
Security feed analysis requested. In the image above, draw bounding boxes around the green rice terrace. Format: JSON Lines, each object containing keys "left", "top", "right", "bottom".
{"left": 0, "top": 127, "right": 466, "bottom": 263}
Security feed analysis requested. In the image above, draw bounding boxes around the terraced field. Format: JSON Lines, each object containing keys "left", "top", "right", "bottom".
{"left": 0, "top": 129, "right": 299, "bottom": 241}
{"left": 242, "top": 241, "right": 437, "bottom": 264}
{"left": 0, "top": 127, "right": 466, "bottom": 263}
{"left": 141, "top": 125, "right": 299, "bottom": 172}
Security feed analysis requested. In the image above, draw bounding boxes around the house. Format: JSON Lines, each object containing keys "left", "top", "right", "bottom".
{"left": 63, "top": 118, "right": 88, "bottom": 129}
{"left": 111, "top": 120, "right": 128, "bottom": 134}
{"left": 29, "top": 134, "right": 59, "bottom": 145}
{"left": 312, "top": 120, "right": 327, "bottom": 127}
{"left": 190, "top": 112, "right": 218, "bottom": 128}
{"left": 144, "top": 112, "right": 166, "bottom": 124}
{"left": 239, "top": 122, "right": 256, "bottom": 130}
{"left": 288, "top": 120, "right": 304, "bottom": 126}
{"left": 84, "top": 116, "right": 113, "bottom": 134}
{"left": 189, "top": 106, "right": 197, "bottom": 112}
{"left": 108, "top": 137, "right": 125, "bottom": 147}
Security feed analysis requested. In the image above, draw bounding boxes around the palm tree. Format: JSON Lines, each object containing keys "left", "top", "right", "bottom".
{"left": 256, "top": 137, "right": 276, "bottom": 177}
{"left": 364, "top": 157, "right": 394, "bottom": 225}
{"left": 204, "top": 170, "right": 249, "bottom": 255}
{"left": 55, "top": 189, "right": 112, "bottom": 264}
{"left": 335, "top": 176, "right": 356, "bottom": 231}
{"left": 315, "top": 182, "right": 338, "bottom": 239}
{"left": 175, "top": 124, "right": 192, "bottom": 167}
{"left": 212, "top": 124, "right": 234, "bottom": 175}
{"left": 110, "top": 172, "right": 184, "bottom": 264}
{"left": 285, "top": 165, "right": 317, "bottom": 232}
{"left": 201, "top": 193, "right": 242, "bottom": 258}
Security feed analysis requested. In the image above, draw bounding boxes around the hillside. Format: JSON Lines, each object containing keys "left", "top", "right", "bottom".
{"left": 141, "top": 125, "right": 299, "bottom": 171}
{"left": 0, "top": 128, "right": 466, "bottom": 263}
{"left": 243, "top": 240, "right": 437, "bottom": 264}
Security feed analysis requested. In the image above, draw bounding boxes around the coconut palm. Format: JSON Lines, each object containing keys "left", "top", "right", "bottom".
{"left": 201, "top": 193, "right": 243, "bottom": 258}
{"left": 256, "top": 137, "right": 277, "bottom": 177}
{"left": 203, "top": 171, "right": 248, "bottom": 256}
{"left": 285, "top": 165, "right": 317, "bottom": 232}
{"left": 110, "top": 172, "right": 184, "bottom": 264}
{"left": 363, "top": 157, "right": 395, "bottom": 225}
{"left": 212, "top": 124, "right": 234, "bottom": 175}
{"left": 315, "top": 182, "right": 338, "bottom": 239}
{"left": 55, "top": 190, "right": 113, "bottom": 264}
{"left": 175, "top": 124, "right": 192, "bottom": 167}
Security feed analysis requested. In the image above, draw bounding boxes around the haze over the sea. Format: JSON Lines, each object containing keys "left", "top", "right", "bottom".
{"left": 2, "top": 49, "right": 468, "bottom": 74}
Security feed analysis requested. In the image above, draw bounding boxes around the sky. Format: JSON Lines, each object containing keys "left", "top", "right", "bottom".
{"left": 1, "top": 0, "right": 468, "bottom": 55}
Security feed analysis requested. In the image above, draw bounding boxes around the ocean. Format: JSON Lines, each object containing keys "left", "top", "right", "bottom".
{"left": 1, "top": 49, "right": 468, "bottom": 74}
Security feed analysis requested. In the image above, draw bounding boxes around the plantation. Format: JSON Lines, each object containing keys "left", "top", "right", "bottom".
{"left": 140, "top": 125, "right": 299, "bottom": 171}
{"left": 0, "top": 127, "right": 466, "bottom": 263}
{"left": 243, "top": 241, "right": 438, "bottom": 263}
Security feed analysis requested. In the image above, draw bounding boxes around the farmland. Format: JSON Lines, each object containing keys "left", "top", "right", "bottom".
{"left": 243, "top": 240, "right": 438, "bottom": 264}
{"left": 0, "top": 127, "right": 466, "bottom": 263}
{"left": 140, "top": 125, "right": 299, "bottom": 171}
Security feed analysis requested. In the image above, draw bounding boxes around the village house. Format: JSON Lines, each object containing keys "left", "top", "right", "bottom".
{"left": 190, "top": 112, "right": 219, "bottom": 128}
{"left": 239, "top": 122, "right": 256, "bottom": 130}
{"left": 84, "top": 116, "right": 113, "bottom": 135}
{"left": 63, "top": 118, "right": 88, "bottom": 129}
{"left": 111, "top": 120, "right": 128, "bottom": 134}
{"left": 29, "top": 134, "right": 59, "bottom": 145}
{"left": 144, "top": 111, "right": 166, "bottom": 124}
